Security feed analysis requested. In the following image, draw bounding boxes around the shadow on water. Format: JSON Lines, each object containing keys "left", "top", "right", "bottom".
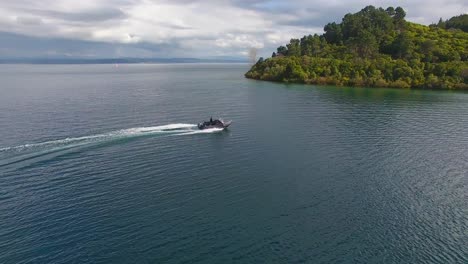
{"left": 317, "top": 85, "right": 468, "bottom": 103}
{"left": 256, "top": 79, "right": 468, "bottom": 105}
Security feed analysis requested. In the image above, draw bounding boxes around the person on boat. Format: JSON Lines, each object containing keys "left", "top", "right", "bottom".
{"left": 210, "top": 117, "right": 213, "bottom": 124}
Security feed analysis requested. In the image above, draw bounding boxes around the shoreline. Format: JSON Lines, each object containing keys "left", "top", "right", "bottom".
{"left": 245, "top": 75, "right": 468, "bottom": 91}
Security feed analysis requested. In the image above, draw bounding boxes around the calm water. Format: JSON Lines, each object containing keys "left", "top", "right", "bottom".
{"left": 0, "top": 64, "right": 467, "bottom": 263}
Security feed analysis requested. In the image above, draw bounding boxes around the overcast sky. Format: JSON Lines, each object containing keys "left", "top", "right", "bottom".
{"left": 0, "top": 0, "right": 466, "bottom": 59}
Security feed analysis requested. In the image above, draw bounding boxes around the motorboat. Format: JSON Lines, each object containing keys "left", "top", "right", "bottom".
{"left": 198, "top": 118, "right": 232, "bottom": 130}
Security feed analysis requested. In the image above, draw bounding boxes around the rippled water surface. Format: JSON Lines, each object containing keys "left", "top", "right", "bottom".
{"left": 1, "top": 64, "right": 467, "bottom": 263}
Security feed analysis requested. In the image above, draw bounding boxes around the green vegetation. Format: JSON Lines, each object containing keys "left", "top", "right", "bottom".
{"left": 245, "top": 6, "right": 468, "bottom": 89}
{"left": 432, "top": 14, "right": 468, "bottom": 32}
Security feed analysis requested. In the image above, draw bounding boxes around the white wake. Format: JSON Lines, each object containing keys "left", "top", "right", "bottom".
{"left": 0, "top": 123, "right": 223, "bottom": 153}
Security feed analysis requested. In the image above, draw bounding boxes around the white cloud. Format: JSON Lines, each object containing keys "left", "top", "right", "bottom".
{"left": 0, "top": 0, "right": 466, "bottom": 58}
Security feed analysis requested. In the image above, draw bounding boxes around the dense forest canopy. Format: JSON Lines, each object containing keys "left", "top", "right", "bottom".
{"left": 245, "top": 6, "right": 468, "bottom": 89}
{"left": 432, "top": 14, "right": 468, "bottom": 33}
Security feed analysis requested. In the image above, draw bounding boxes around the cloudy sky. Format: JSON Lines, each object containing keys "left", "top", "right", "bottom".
{"left": 0, "top": 0, "right": 466, "bottom": 59}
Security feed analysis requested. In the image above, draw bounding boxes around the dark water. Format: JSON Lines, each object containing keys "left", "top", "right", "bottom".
{"left": 1, "top": 64, "right": 467, "bottom": 263}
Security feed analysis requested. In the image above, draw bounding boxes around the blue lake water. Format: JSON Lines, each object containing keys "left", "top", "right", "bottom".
{"left": 0, "top": 64, "right": 467, "bottom": 263}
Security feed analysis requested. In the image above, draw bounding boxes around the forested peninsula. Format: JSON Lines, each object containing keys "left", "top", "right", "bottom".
{"left": 245, "top": 6, "right": 468, "bottom": 89}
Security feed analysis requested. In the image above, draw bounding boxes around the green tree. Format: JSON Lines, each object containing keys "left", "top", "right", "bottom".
{"left": 348, "top": 31, "right": 378, "bottom": 58}
{"left": 324, "top": 22, "right": 343, "bottom": 44}
{"left": 391, "top": 32, "right": 412, "bottom": 59}
{"left": 287, "top": 39, "right": 301, "bottom": 56}
{"left": 394, "top": 7, "right": 406, "bottom": 29}
{"left": 445, "top": 14, "right": 468, "bottom": 32}
{"left": 386, "top": 7, "right": 395, "bottom": 16}
{"left": 277, "top": 46, "right": 287, "bottom": 55}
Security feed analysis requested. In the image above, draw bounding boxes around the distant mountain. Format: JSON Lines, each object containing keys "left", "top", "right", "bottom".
{"left": 0, "top": 57, "right": 248, "bottom": 64}
{"left": 0, "top": 32, "right": 249, "bottom": 64}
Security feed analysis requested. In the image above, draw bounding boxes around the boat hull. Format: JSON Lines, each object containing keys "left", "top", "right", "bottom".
{"left": 198, "top": 120, "right": 231, "bottom": 130}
